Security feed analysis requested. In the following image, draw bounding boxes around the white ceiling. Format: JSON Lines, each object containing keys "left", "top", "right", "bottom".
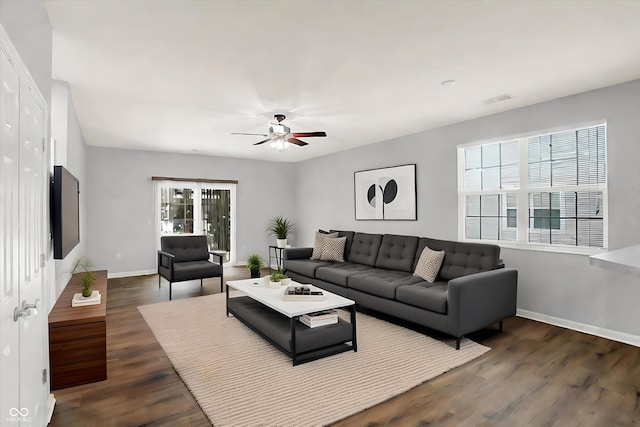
{"left": 44, "top": 0, "right": 640, "bottom": 163}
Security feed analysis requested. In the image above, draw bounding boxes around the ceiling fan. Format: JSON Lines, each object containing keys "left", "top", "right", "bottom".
{"left": 231, "top": 114, "right": 327, "bottom": 151}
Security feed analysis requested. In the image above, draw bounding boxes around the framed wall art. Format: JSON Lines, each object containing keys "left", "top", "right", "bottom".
{"left": 354, "top": 164, "right": 416, "bottom": 220}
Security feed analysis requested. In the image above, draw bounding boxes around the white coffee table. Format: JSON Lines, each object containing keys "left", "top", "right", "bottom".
{"left": 226, "top": 278, "right": 357, "bottom": 365}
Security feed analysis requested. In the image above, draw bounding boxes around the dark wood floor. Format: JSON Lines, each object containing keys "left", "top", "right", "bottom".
{"left": 49, "top": 267, "right": 640, "bottom": 427}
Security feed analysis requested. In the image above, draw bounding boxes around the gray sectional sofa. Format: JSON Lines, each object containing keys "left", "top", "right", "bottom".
{"left": 283, "top": 230, "right": 518, "bottom": 349}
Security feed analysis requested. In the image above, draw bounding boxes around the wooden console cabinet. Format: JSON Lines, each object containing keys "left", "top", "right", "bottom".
{"left": 48, "top": 270, "right": 108, "bottom": 390}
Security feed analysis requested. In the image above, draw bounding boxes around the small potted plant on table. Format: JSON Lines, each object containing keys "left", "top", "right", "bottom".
{"left": 269, "top": 269, "right": 290, "bottom": 288}
{"left": 73, "top": 257, "right": 97, "bottom": 298}
{"left": 267, "top": 216, "right": 295, "bottom": 248}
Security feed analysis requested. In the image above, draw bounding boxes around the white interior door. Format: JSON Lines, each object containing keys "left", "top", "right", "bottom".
{"left": 17, "top": 77, "right": 47, "bottom": 427}
{"left": 0, "top": 40, "right": 22, "bottom": 425}
{"left": 0, "top": 28, "right": 49, "bottom": 426}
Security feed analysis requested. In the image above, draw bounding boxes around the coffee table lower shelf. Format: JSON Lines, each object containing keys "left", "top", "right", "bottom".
{"left": 226, "top": 296, "right": 357, "bottom": 365}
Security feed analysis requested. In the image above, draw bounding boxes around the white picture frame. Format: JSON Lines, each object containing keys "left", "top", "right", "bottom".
{"left": 354, "top": 164, "right": 417, "bottom": 220}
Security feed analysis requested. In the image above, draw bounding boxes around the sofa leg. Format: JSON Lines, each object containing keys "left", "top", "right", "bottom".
{"left": 499, "top": 320, "right": 503, "bottom": 332}
{"left": 220, "top": 273, "right": 224, "bottom": 293}
{"left": 456, "top": 337, "right": 461, "bottom": 350}
{"left": 200, "top": 278, "right": 203, "bottom": 288}
{"left": 169, "top": 282, "right": 172, "bottom": 300}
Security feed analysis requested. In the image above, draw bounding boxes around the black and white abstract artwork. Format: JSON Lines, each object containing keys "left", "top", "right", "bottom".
{"left": 354, "top": 164, "right": 416, "bottom": 220}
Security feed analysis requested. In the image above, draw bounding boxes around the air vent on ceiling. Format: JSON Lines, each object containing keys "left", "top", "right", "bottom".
{"left": 484, "top": 93, "right": 513, "bottom": 104}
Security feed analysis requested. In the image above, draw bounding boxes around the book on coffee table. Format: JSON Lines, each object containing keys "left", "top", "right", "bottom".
{"left": 299, "top": 309, "right": 338, "bottom": 328}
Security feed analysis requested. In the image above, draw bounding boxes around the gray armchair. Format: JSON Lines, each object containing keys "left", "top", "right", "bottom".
{"left": 157, "top": 235, "right": 224, "bottom": 300}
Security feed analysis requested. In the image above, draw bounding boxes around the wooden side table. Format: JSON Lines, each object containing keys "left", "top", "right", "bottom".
{"left": 48, "top": 270, "right": 108, "bottom": 390}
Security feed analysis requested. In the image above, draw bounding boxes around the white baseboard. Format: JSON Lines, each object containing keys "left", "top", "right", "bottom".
{"left": 107, "top": 269, "right": 156, "bottom": 279}
{"left": 517, "top": 309, "right": 640, "bottom": 348}
{"left": 46, "top": 393, "right": 55, "bottom": 425}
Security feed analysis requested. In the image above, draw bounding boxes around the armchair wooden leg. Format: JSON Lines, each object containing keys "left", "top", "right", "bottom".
{"left": 169, "top": 282, "right": 172, "bottom": 300}
{"left": 158, "top": 275, "right": 161, "bottom": 289}
{"left": 220, "top": 273, "right": 224, "bottom": 293}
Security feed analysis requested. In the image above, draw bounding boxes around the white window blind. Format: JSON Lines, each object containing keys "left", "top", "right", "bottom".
{"left": 459, "top": 123, "right": 607, "bottom": 249}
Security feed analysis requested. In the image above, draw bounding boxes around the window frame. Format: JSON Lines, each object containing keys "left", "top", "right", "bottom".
{"left": 154, "top": 180, "right": 237, "bottom": 264}
{"left": 457, "top": 121, "right": 608, "bottom": 254}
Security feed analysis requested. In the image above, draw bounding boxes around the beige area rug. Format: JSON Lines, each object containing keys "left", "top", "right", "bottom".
{"left": 138, "top": 293, "right": 490, "bottom": 427}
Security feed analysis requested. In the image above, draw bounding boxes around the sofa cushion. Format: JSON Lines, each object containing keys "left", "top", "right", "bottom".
{"left": 413, "top": 246, "right": 445, "bottom": 283}
{"left": 315, "top": 262, "right": 373, "bottom": 287}
{"left": 348, "top": 269, "right": 423, "bottom": 299}
{"left": 320, "top": 236, "right": 346, "bottom": 262}
{"left": 396, "top": 282, "right": 448, "bottom": 314}
{"left": 346, "top": 232, "right": 383, "bottom": 266}
{"left": 311, "top": 231, "right": 339, "bottom": 260}
{"left": 414, "top": 238, "right": 500, "bottom": 280}
{"left": 161, "top": 235, "right": 210, "bottom": 262}
{"left": 375, "top": 234, "right": 419, "bottom": 272}
{"left": 285, "top": 259, "right": 332, "bottom": 278}
{"left": 330, "top": 230, "right": 355, "bottom": 259}
{"left": 169, "top": 260, "right": 222, "bottom": 282}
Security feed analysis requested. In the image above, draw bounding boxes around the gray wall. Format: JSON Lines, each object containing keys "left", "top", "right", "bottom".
{"left": 51, "top": 80, "right": 87, "bottom": 305}
{"left": 85, "top": 147, "right": 297, "bottom": 275}
{"left": 0, "top": 0, "right": 51, "bottom": 109}
{"left": 294, "top": 79, "right": 640, "bottom": 343}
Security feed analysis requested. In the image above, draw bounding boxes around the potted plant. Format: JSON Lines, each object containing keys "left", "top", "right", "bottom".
{"left": 73, "top": 257, "right": 97, "bottom": 298}
{"left": 269, "top": 269, "right": 290, "bottom": 288}
{"left": 267, "top": 216, "right": 295, "bottom": 248}
{"left": 247, "top": 253, "right": 263, "bottom": 279}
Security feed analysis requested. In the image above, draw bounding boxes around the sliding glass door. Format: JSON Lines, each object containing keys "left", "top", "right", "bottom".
{"left": 156, "top": 181, "right": 236, "bottom": 264}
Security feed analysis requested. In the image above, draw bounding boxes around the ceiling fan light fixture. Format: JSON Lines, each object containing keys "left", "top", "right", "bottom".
{"left": 275, "top": 138, "right": 288, "bottom": 152}
{"left": 269, "top": 123, "right": 290, "bottom": 136}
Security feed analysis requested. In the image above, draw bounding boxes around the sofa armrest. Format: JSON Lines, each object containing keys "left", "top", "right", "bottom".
{"left": 283, "top": 247, "right": 313, "bottom": 261}
{"left": 209, "top": 251, "right": 224, "bottom": 265}
{"left": 447, "top": 268, "right": 518, "bottom": 337}
{"left": 157, "top": 250, "right": 176, "bottom": 275}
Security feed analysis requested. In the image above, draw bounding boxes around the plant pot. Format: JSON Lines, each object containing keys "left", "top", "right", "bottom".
{"left": 81, "top": 290, "right": 94, "bottom": 298}
{"left": 250, "top": 269, "right": 260, "bottom": 279}
{"left": 276, "top": 238, "right": 287, "bottom": 248}
{"left": 269, "top": 281, "right": 281, "bottom": 289}
{"left": 280, "top": 278, "right": 291, "bottom": 286}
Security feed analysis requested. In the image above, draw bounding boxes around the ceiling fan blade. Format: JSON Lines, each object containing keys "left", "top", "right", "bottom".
{"left": 254, "top": 137, "right": 273, "bottom": 145}
{"left": 288, "top": 138, "right": 309, "bottom": 146}
{"left": 232, "top": 132, "right": 269, "bottom": 137}
{"left": 292, "top": 132, "right": 326, "bottom": 138}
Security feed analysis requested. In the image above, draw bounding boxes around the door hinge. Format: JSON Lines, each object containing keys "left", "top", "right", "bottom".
{"left": 42, "top": 368, "right": 47, "bottom": 384}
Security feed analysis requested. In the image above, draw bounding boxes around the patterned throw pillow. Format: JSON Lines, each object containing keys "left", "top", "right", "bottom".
{"left": 413, "top": 246, "right": 445, "bottom": 283}
{"left": 311, "top": 231, "right": 339, "bottom": 260}
{"left": 320, "top": 237, "right": 347, "bottom": 262}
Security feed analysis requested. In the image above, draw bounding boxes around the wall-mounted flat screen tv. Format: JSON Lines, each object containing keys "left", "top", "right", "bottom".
{"left": 51, "top": 165, "right": 80, "bottom": 259}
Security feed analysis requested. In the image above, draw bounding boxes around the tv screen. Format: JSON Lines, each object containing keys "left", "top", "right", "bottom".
{"left": 51, "top": 165, "right": 80, "bottom": 259}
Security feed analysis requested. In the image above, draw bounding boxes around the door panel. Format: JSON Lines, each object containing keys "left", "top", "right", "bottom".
{"left": 18, "top": 78, "right": 47, "bottom": 426}
{"left": 0, "top": 43, "right": 21, "bottom": 424}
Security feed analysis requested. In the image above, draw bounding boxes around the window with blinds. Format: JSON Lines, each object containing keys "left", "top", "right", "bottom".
{"left": 458, "top": 123, "right": 607, "bottom": 249}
